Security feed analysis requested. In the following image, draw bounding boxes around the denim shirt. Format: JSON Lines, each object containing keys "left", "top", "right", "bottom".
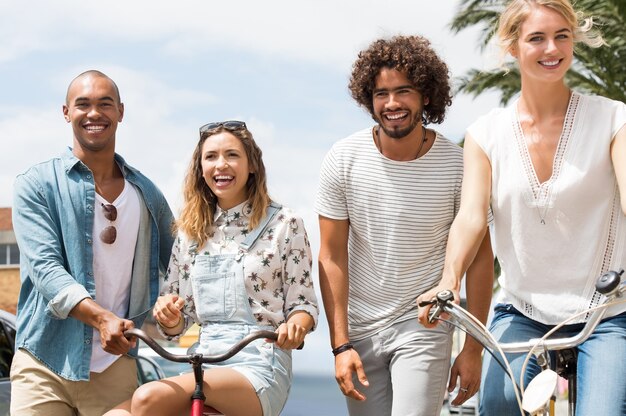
{"left": 12, "top": 148, "right": 174, "bottom": 381}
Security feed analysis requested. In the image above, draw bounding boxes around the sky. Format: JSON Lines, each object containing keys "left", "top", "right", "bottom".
{"left": 0, "top": 0, "right": 502, "bottom": 376}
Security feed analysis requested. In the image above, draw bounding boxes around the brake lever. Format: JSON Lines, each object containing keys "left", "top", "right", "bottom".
{"left": 418, "top": 290, "right": 455, "bottom": 324}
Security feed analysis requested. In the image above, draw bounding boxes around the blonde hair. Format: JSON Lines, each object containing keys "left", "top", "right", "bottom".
{"left": 176, "top": 125, "right": 271, "bottom": 247}
{"left": 497, "top": 0, "right": 605, "bottom": 59}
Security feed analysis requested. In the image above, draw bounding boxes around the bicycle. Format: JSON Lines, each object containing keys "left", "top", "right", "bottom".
{"left": 420, "top": 269, "right": 625, "bottom": 416}
{"left": 125, "top": 328, "right": 279, "bottom": 416}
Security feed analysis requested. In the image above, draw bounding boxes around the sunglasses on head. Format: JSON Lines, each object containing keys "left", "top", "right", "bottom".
{"left": 199, "top": 120, "right": 247, "bottom": 137}
{"left": 100, "top": 203, "right": 117, "bottom": 244}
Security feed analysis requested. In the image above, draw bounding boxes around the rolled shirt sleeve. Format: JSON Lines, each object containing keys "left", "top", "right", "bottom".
{"left": 13, "top": 172, "right": 93, "bottom": 319}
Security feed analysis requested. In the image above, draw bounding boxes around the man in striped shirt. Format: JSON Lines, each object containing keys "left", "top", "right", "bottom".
{"left": 315, "top": 35, "right": 494, "bottom": 416}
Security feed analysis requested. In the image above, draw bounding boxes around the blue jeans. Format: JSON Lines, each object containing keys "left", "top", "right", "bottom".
{"left": 480, "top": 304, "right": 626, "bottom": 416}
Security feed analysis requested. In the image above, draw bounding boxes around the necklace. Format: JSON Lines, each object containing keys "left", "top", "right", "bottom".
{"left": 374, "top": 125, "right": 428, "bottom": 159}
{"left": 535, "top": 184, "right": 552, "bottom": 225}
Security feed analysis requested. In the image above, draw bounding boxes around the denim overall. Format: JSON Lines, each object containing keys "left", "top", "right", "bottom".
{"left": 190, "top": 203, "right": 291, "bottom": 416}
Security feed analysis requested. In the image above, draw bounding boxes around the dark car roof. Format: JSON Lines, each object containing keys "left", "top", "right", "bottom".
{"left": 0, "top": 309, "right": 16, "bottom": 377}
{"left": 0, "top": 311, "right": 15, "bottom": 347}
{"left": 0, "top": 309, "right": 14, "bottom": 416}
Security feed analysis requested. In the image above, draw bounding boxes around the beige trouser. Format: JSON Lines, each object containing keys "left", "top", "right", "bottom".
{"left": 10, "top": 348, "right": 137, "bottom": 416}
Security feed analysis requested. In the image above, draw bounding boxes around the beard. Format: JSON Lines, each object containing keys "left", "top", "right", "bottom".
{"left": 377, "top": 110, "right": 423, "bottom": 139}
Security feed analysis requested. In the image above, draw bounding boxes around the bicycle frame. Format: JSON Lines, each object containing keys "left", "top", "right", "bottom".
{"left": 125, "top": 328, "right": 278, "bottom": 416}
{"left": 423, "top": 269, "right": 625, "bottom": 416}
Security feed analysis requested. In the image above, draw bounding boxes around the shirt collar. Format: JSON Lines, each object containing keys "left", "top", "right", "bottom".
{"left": 214, "top": 200, "right": 252, "bottom": 223}
{"left": 61, "top": 147, "right": 131, "bottom": 177}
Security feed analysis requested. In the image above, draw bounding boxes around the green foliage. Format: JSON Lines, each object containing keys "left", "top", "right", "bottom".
{"left": 455, "top": 66, "right": 521, "bottom": 106}
{"left": 451, "top": 0, "right": 626, "bottom": 104}
{"left": 450, "top": 0, "right": 508, "bottom": 50}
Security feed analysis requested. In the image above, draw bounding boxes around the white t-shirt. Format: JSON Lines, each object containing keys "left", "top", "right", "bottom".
{"left": 469, "top": 92, "right": 626, "bottom": 324}
{"left": 315, "top": 127, "right": 463, "bottom": 340}
{"left": 91, "top": 180, "right": 140, "bottom": 372}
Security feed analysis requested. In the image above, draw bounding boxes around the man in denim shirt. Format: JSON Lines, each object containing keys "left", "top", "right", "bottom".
{"left": 10, "top": 70, "right": 174, "bottom": 416}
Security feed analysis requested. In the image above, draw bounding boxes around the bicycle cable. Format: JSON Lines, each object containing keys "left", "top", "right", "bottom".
{"left": 517, "top": 297, "right": 626, "bottom": 399}
{"left": 426, "top": 299, "right": 525, "bottom": 415}
{"left": 432, "top": 317, "right": 524, "bottom": 401}
{"left": 433, "top": 316, "right": 522, "bottom": 381}
{"left": 424, "top": 272, "right": 624, "bottom": 416}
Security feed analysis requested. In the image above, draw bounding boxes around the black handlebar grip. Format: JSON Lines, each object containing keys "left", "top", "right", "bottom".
{"left": 418, "top": 299, "right": 436, "bottom": 307}
{"left": 595, "top": 269, "right": 623, "bottom": 295}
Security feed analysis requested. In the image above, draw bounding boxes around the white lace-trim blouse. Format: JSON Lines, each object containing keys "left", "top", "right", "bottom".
{"left": 469, "top": 92, "right": 626, "bottom": 324}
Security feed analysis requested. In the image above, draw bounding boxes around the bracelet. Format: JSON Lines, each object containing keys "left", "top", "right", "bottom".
{"left": 332, "top": 342, "right": 354, "bottom": 356}
{"left": 158, "top": 316, "right": 182, "bottom": 329}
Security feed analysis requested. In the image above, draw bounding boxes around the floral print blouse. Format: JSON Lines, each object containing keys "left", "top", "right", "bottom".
{"left": 161, "top": 201, "right": 318, "bottom": 336}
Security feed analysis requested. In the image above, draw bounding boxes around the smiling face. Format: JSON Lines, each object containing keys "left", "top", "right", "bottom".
{"left": 200, "top": 131, "right": 252, "bottom": 210}
{"left": 372, "top": 67, "right": 427, "bottom": 140}
{"left": 63, "top": 74, "right": 124, "bottom": 156}
{"left": 511, "top": 5, "right": 574, "bottom": 84}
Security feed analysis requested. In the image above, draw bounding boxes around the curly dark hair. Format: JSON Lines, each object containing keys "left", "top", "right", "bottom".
{"left": 349, "top": 35, "right": 452, "bottom": 125}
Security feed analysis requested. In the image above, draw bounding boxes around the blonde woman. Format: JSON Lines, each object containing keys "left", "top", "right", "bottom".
{"left": 418, "top": 0, "right": 626, "bottom": 414}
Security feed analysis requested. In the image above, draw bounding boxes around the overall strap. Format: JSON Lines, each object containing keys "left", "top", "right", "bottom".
{"left": 239, "top": 202, "right": 282, "bottom": 252}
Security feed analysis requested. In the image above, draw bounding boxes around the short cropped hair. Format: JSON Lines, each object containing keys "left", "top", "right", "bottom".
{"left": 66, "top": 70, "right": 121, "bottom": 104}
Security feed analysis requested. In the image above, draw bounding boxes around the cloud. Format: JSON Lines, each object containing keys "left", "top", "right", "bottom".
{"left": 0, "top": 1, "right": 491, "bottom": 74}
{"left": 0, "top": 108, "right": 64, "bottom": 190}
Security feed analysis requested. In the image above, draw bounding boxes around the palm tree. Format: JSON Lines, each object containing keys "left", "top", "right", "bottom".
{"left": 450, "top": 0, "right": 626, "bottom": 105}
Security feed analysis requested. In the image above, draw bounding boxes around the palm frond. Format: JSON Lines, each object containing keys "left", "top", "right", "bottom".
{"left": 454, "top": 66, "right": 521, "bottom": 105}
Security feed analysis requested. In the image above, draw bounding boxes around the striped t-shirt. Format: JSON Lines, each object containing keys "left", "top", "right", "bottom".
{"left": 315, "top": 127, "right": 463, "bottom": 340}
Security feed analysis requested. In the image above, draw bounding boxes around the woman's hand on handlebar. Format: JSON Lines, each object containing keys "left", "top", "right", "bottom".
{"left": 153, "top": 294, "right": 185, "bottom": 329}
{"left": 273, "top": 311, "right": 313, "bottom": 350}
{"left": 274, "top": 322, "right": 306, "bottom": 350}
{"left": 416, "top": 284, "right": 460, "bottom": 328}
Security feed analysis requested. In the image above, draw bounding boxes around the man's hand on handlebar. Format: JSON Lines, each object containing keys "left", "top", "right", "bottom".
{"left": 98, "top": 312, "right": 136, "bottom": 355}
{"left": 69, "top": 298, "right": 136, "bottom": 355}
{"left": 416, "top": 284, "right": 460, "bottom": 328}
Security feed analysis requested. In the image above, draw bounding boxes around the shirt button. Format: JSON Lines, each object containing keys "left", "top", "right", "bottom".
{"left": 85, "top": 338, "right": 91, "bottom": 344}
{"left": 86, "top": 175, "right": 92, "bottom": 180}
{"left": 87, "top": 239, "right": 92, "bottom": 245}
{"left": 88, "top": 271, "right": 93, "bottom": 276}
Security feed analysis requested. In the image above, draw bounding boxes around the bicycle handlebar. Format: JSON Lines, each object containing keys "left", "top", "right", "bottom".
{"left": 422, "top": 269, "right": 625, "bottom": 354}
{"left": 125, "top": 328, "right": 278, "bottom": 363}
